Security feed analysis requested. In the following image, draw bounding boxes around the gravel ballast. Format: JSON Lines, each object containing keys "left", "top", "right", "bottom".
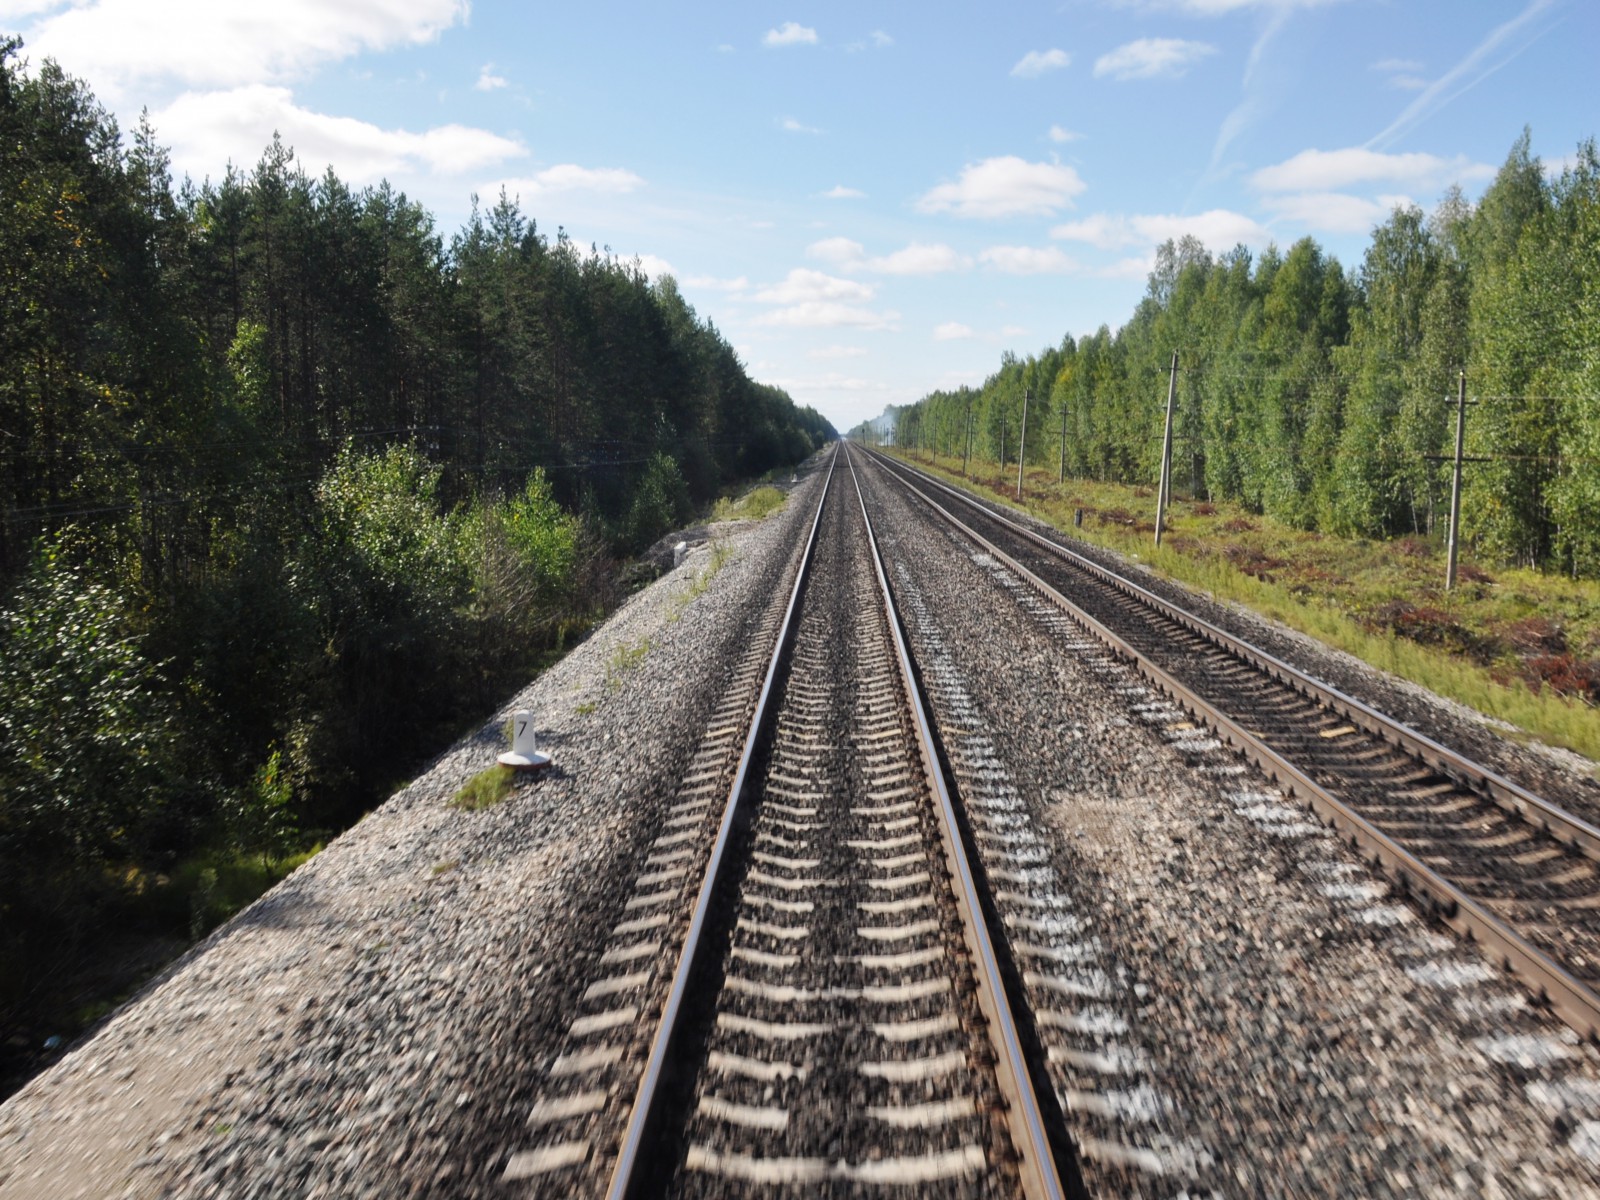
{"left": 0, "top": 458, "right": 828, "bottom": 1200}
{"left": 860, "top": 454, "right": 1600, "bottom": 1197}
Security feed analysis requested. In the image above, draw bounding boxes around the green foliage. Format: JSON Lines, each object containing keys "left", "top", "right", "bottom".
{"left": 226, "top": 749, "right": 298, "bottom": 868}
{"left": 501, "top": 469, "right": 580, "bottom": 601}
{"left": 314, "top": 443, "right": 470, "bottom": 616}
{"left": 891, "top": 129, "right": 1600, "bottom": 585}
{"left": 712, "top": 485, "right": 786, "bottom": 522}
{"left": 605, "top": 638, "right": 652, "bottom": 689}
{"left": 626, "top": 452, "right": 693, "bottom": 550}
{"left": 451, "top": 765, "right": 515, "bottom": 811}
{"left": 0, "top": 543, "right": 187, "bottom": 871}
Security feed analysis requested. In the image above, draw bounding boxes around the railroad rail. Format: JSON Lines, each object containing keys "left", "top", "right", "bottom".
{"left": 502, "top": 444, "right": 1072, "bottom": 1196}
{"left": 862, "top": 447, "right": 1600, "bottom": 1043}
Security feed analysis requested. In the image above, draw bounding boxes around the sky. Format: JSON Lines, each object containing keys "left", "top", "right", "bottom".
{"left": 3, "top": 1, "right": 1596, "bottom": 434}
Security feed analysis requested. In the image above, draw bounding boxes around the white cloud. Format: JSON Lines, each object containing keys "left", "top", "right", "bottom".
{"left": 754, "top": 268, "right": 875, "bottom": 305}
{"left": 780, "top": 116, "right": 823, "bottom": 134}
{"left": 1050, "top": 209, "right": 1271, "bottom": 251}
{"left": 810, "top": 344, "right": 868, "bottom": 358}
{"left": 154, "top": 85, "right": 524, "bottom": 184}
{"left": 934, "top": 322, "right": 974, "bottom": 341}
{"left": 806, "top": 238, "right": 970, "bottom": 275}
{"left": 493, "top": 164, "right": 646, "bottom": 199}
{"left": 1251, "top": 147, "right": 1490, "bottom": 192}
{"left": 823, "top": 185, "right": 865, "bottom": 199}
{"left": 475, "top": 63, "right": 507, "bottom": 91}
{"left": 1047, "top": 125, "right": 1084, "bottom": 144}
{"left": 1012, "top": 49, "right": 1071, "bottom": 78}
{"left": 755, "top": 302, "right": 898, "bottom": 330}
{"left": 871, "top": 243, "right": 972, "bottom": 275}
{"left": 1103, "top": 254, "right": 1156, "bottom": 279}
{"left": 916, "top": 156, "right": 1086, "bottom": 219}
{"left": 806, "top": 239, "right": 866, "bottom": 269}
{"left": 870, "top": 30, "right": 893, "bottom": 47}
{"left": 979, "top": 245, "right": 1081, "bottom": 275}
{"left": 1371, "top": 57, "right": 1424, "bottom": 73}
{"left": 24, "top": 0, "right": 467, "bottom": 98}
{"left": 1094, "top": 38, "right": 1216, "bottom": 81}
{"left": 764, "top": 21, "right": 818, "bottom": 47}
{"left": 629, "top": 254, "right": 675, "bottom": 281}
{"left": 1261, "top": 191, "right": 1413, "bottom": 233}
{"left": 751, "top": 267, "right": 894, "bottom": 329}
{"left": 715, "top": 43, "right": 735, "bottom": 53}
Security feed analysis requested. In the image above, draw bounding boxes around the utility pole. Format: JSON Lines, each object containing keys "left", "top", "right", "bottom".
{"left": 963, "top": 398, "right": 972, "bottom": 477}
{"left": 1016, "top": 389, "right": 1030, "bottom": 501}
{"left": 1154, "top": 350, "right": 1178, "bottom": 547}
{"left": 1059, "top": 399, "right": 1068, "bottom": 484}
{"left": 1446, "top": 370, "right": 1467, "bottom": 591}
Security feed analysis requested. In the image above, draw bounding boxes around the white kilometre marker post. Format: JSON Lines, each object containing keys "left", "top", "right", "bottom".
{"left": 498, "top": 709, "right": 552, "bottom": 773}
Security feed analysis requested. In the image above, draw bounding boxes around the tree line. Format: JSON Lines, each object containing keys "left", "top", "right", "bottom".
{"left": 878, "top": 132, "right": 1600, "bottom": 577}
{"left": 0, "top": 35, "right": 831, "bottom": 1027}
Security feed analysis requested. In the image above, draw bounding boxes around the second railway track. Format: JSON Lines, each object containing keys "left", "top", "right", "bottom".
{"left": 864, "top": 448, "right": 1600, "bottom": 1041}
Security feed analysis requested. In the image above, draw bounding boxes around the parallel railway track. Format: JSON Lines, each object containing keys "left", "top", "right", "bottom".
{"left": 864, "top": 448, "right": 1600, "bottom": 1042}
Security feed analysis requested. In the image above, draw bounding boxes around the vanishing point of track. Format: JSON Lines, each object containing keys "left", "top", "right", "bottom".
{"left": 865, "top": 447, "right": 1600, "bottom": 1043}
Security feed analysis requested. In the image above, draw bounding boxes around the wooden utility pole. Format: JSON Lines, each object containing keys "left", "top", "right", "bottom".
{"left": 1016, "top": 389, "right": 1030, "bottom": 500}
{"left": 1059, "top": 399, "right": 1068, "bottom": 484}
{"left": 1154, "top": 350, "right": 1178, "bottom": 547}
{"left": 1446, "top": 370, "right": 1467, "bottom": 591}
{"left": 963, "top": 399, "right": 973, "bottom": 477}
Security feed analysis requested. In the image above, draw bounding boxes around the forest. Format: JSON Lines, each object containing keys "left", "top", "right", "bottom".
{"left": 0, "top": 36, "right": 830, "bottom": 1066}
{"left": 879, "top": 132, "right": 1600, "bottom": 578}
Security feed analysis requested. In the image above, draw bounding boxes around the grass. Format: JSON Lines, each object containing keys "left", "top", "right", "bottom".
{"left": 712, "top": 484, "right": 786, "bottom": 523}
{"left": 668, "top": 536, "right": 737, "bottom": 625}
{"left": 892, "top": 447, "right": 1600, "bottom": 766}
{"left": 605, "top": 637, "right": 653, "bottom": 689}
{"left": 173, "top": 845, "right": 323, "bottom": 936}
{"left": 450, "top": 764, "right": 515, "bottom": 810}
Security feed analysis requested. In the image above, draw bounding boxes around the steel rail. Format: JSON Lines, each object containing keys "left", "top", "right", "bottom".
{"left": 862, "top": 448, "right": 1600, "bottom": 1042}
{"left": 845, "top": 443, "right": 1070, "bottom": 1200}
{"left": 605, "top": 445, "right": 838, "bottom": 1200}
{"left": 871, "top": 450, "right": 1600, "bottom": 864}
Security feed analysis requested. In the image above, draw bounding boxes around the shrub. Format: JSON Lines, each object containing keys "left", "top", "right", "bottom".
{"left": 712, "top": 485, "right": 785, "bottom": 522}
{"left": 499, "top": 469, "right": 579, "bottom": 603}
{"left": 0, "top": 542, "right": 187, "bottom": 872}
{"left": 625, "top": 452, "right": 692, "bottom": 551}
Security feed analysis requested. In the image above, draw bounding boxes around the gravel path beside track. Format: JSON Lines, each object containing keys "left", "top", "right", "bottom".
{"left": 0, "top": 456, "right": 828, "bottom": 1200}
{"left": 860, "top": 456, "right": 1600, "bottom": 1198}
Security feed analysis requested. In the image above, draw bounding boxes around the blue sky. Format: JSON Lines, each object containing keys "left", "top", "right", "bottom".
{"left": 4, "top": 0, "right": 1595, "bottom": 433}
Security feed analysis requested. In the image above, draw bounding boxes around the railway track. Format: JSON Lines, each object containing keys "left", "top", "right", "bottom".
{"left": 862, "top": 447, "right": 1600, "bottom": 1043}
{"left": 501, "top": 446, "right": 1072, "bottom": 1197}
